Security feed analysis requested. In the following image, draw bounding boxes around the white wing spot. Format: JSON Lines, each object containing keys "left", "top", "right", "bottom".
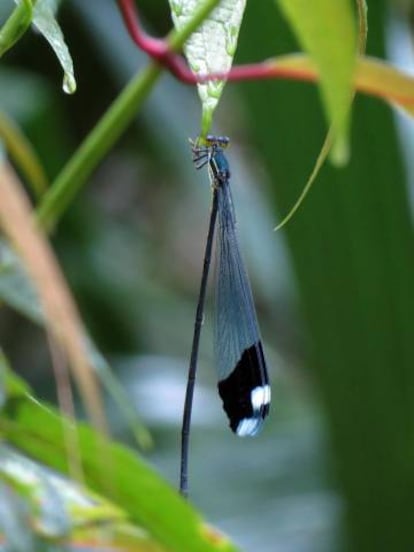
{"left": 236, "top": 385, "right": 271, "bottom": 436}
{"left": 251, "top": 385, "right": 271, "bottom": 411}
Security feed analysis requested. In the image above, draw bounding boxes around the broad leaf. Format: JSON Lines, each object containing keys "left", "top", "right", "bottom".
{"left": 276, "top": 0, "right": 357, "bottom": 164}
{"left": 0, "top": 374, "right": 239, "bottom": 552}
{"left": 0, "top": 444, "right": 165, "bottom": 550}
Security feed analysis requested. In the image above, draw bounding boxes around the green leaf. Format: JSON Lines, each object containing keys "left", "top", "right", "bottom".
{"left": 0, "top": 393, "right": 239, "bottom": 552}
{"left": 0, "top": 443, "right": 174, "bottom": 550}
{"left": 0, "top": 350, "right": 30, "bottom": 404}
{"left": 32, "top": 0, "right": 77, "bottom": 94}
{"left": 0, "top": 239, "right": 151, "bottom": 449}
{"left": 276, "top": 0, "right": 357, "bottom": 164}
{"left": 169, "top": 0, "right": 247, "bottom": 134}
{"left": 239, "top": 1, "right": 414, "bottom": 545}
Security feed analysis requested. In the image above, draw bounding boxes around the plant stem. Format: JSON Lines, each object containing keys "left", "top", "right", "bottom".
{"left": 36, "top": 0, "right": 222, "bottom": 230}
{"left": 0, "top": 0, "right": 33, "bottom": 57}
{"left": 0, "top": 112, "right": 49, "bottom": 198}
{"left": 36, "top": 64, "right": 160, "bottom": 230}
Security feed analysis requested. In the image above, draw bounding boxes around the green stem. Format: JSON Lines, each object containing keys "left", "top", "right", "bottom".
{"left": 0, "top": 0, "right": 33, "bottom": 57}
{"left": 37, "top": 64, "right": 161, "bottom": 230}
{"left": 36, "top": 0, "right": 222, "bottom": 231}
{"left": 0, "top": 112, "right": 49, "bottom": 199}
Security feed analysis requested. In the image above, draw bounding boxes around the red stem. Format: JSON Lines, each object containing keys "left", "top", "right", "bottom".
{"left": 117, "top": 0, "right": 197, "bottom": 83}
{"left": 116, "top": 0, "right": 312, "bottom": 86}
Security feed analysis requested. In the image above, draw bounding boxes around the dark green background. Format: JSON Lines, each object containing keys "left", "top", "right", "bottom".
{"left": 1, "top": 1, "right": 414, "bottom": 550}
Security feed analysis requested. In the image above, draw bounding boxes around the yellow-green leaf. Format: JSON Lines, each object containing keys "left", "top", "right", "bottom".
{"left": 355, "top": 56, "right": 414, "bottom": 117}
{"left": 276, "top": 0, "right": 357, "bottom": 164}
{"left": 265, "top": 54, "right": 414, "bottom": 120}
{"left": 0, "top": 111, "right": 49, "bottom": 199}
{"left": 0, "top": 391, "right": 240, "bottom": 552}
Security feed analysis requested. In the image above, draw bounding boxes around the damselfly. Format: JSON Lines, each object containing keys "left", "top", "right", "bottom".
{"left": 180, "top": 135, "right": 271, "bottom": 496}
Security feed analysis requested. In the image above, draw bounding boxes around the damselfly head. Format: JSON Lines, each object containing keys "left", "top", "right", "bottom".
{"left": 190, "top": 135, "right": 231, "bottom": 171}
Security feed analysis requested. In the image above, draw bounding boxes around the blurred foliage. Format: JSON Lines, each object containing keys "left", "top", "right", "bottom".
{"left": 275, "top": 0, "right": 357, "bottom": 163}
{"left": 0, "top": 357, "right": 237, "bottom": 552}
{"left": 0, "top": 0, "right": 414, "bottom": 551}
{"left": 237, "top": 1, "right": 414, "bottom": 550}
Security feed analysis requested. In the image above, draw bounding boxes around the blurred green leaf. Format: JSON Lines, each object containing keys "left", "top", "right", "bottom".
{"left": 0, "top": 443, "right": 166, "bottom": 550}
{"left": 0, "top": 384, "right": 239, "bottom": 552}
{"left": 0, "top": 238, "right": 152, "bottom": 449}
{"left": 275, "top": 1, "right": 368, "bottom": 230}
{"left": 0, "top": 349, "right": 31, "bottom": 406}
{"left": 239, "top": 0, "right": 414, "bottom": 548}
{"left": 276, "top": 0, "right": 357, "bottom": 163}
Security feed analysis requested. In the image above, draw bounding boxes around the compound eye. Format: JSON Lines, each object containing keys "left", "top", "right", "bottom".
{"left": 219, "top": 136, "right": 230, "bottom": 148}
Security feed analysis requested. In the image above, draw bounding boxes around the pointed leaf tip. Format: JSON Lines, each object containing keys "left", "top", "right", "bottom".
{"left": 169, "top": 0, "right": 247, "bottom": 132}
{"left": 32, "top": 0, "right": 77, "bottom": 94}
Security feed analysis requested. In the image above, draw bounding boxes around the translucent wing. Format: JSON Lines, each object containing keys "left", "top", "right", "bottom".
{"left": 214, "top": 178, "right": 270, "bottom": 436}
